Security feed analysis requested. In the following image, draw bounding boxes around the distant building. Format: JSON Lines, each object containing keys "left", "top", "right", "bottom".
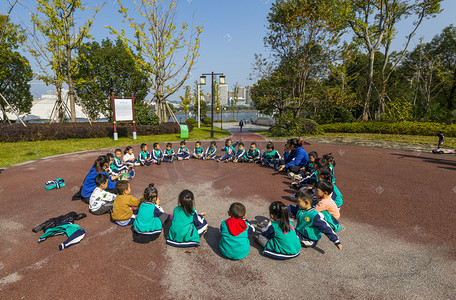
{"left": 245, "top": 85, "right": 252, "bottom": 104}
{"left": 5, "top": 89, "right": 96, "bottom": 122}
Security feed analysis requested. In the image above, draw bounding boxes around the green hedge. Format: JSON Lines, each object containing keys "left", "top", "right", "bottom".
{"left": 320, "top": 121, "right": 456, "bottom": 137}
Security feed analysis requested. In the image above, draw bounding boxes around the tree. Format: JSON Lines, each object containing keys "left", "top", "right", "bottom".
{"left": 213, "top": 79, "right": 221, "bottom": 120}
{"left": 108, "top": 0, "right": 202, "bottom": 123}
{"left": 342, "top": 0, "right": 442, "bottom": 120}
{"left": 263, "top": 0, "right": 343, "bottom": 118}
{"left": 31, "top": 0, "right": 106, "bottom": 122}
{"left": 0, "top": 14, "right": 33, "bottom": 122}
{"left": 231, "top": 82, "right": 240, "bottom": 120}
{"left": 73, "top": 38, "right": 150, "bottom": 120}
{"left": 179, "top": 85, "right": 191, "bottom": 119}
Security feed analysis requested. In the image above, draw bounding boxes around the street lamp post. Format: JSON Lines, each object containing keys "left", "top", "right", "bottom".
{"left": 201, "top": 72, "right": 225, "bottom": 138}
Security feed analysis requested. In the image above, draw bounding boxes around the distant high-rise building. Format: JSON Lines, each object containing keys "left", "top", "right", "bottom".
{"left": 245, "top": 85, "right": 252, "bottom": 104}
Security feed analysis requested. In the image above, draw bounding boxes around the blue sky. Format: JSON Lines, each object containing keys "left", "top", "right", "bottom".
{"left": 7, "top": 0, "right": 456, "bottom": 100}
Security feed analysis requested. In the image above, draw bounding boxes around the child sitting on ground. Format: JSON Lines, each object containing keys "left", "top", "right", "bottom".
{"left": 303, "top": 151, "right": 318, "bottom": 175}
{"left": 89, "top": 174, "right": 116, "bottom": 215}
{"left": 217, "top": 139, "right": 239, "bottom": 162}
{"left": 138, "top": 143, "right": 153, "bottom": 166}
{"left": 132, "top": 183, "right": 170, "bottom": 243}
{"left": 177, "top": 141, "right": 191, "bottom": 160}
{"left": 111, "top": 180, "right": 141, "bottom": 226}
{"left": 166, "top": 190, "right": 208, "bottom": 247}
{"left": 192, "top": 141, "right": 204, "bottom": 159}
{"left": 203, "top": 141, "right": 217, "bottom": 160}
{"left": 123, "top": 146, "right": 140, "bottom": 167}
{"left": 247, "top": 142, "right": 261, "bottom": 163}
{"left": 289, "top": 189, "right": 342, "bottom": 249}
{"left": 254, "top": 201, "right": 301, "bottom": 260}
{"left": 317, "top": 171, "right": 343, "bottom": 210}
{"left": 233, "top": 142, "right": 247, "bottom": 163}
{"left": 219, "top": 202, "right": 255, "bottom": 260}
{"left": 323, "top": 153, "right": 336, "bottom": 183}
{"left": 163, "top": 142, "right": 175, "bottom": 163}
{"left": 261, "top": 142, "right": 281, "bottom": 168}
{"left": 314, "top": 180, "right": 340, "bottom": 220}
{"left": 151, "top": 143, "right": 163, "bottom": 165}
{"left": 111, "top": 149, "right": 134, "bottom": 180}
{"left": 106, "top": 153, "right": 118, "bottom": 181}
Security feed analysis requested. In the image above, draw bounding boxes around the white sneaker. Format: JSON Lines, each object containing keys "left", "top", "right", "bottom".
{"left": 288, "top": 172, "right": 295, "bottom": 179}
{"left": 134, "top": 162, "right": 140, "bottom": 166}
{"left": 294, "top": 174, "right": 303, "bottom": 180}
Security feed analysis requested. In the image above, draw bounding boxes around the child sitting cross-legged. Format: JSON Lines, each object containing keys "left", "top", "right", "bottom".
{"left": 203, "top": 141, "right": 217, "bottom": 160}
{"left": 232, "top": 142, "right": 247, "bottom": 163}
{"left": 192, "top": 141, "right": 205, "bottom": 159}
{"left": 123, "top": 146, "right": 140, "bottom": 167}
{"left": 314, "top": 180, "right": 340, "bottom": 221}
{"left": 89, "top": 173, "right": 116, "bottom": 215}
{"left": 166, "top": 190, "right": 208, "bottom": 247}
{"left": 132, "top": 183, "right": 171, "bottom": 243}
{"left": 261, "top": 142, "right": 281, "bottom": 168}
{"left": 151, "top": 143, "right": 164, "bottom": 165}
{"left": 217, "top": 139, "right": 238, "bottom": 162}
{"left": 111, "top": 148, "right": 135, "bottom": 180}
{"left": 138, "top": 143, "right": 153, "bottom": 166}
{"left": 247, "top": 142, "right": 261, "bottom": 163}
{"left": 177, "top": 141, "right": 191, "bottom": 160}
{"left": 219, "top": 202, "right": 255, "bottom": 260}
{"left": 163, "top": 142, "right": 175, "bottom": 163}
{"left": 253, "top": 201, "right": 301, "bottom": 260}
{"left": 288, "top": 189, "right": 342, "bottom": 249}
{"left": 111, "top": 180, "right": 141, "bottom": 226}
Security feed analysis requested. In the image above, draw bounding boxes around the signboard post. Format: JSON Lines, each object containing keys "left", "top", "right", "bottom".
{"left": 111, "top": 93, "right": 137, "bottom": 140}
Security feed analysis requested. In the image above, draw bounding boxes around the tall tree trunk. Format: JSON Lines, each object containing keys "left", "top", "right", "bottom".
{"left": 56, "top": 83, "right": 64, "bottom": 122}
{"left": 363, "top": 51, "right": 375, "bottom": 121}
{"left": 448, "top": 68, "right": 456, "bottom": 111}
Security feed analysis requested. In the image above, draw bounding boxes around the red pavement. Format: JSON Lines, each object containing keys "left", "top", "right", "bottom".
{"left": 0, "top": 137, "right": 455, "bottom": 298}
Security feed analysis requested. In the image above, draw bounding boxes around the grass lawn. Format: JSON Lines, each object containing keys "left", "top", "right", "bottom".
{"left": 0, "top": 127, "right": 231, "bottom": 168}
{"left": 249, "top": 130, "right": 456, "bottom": 148}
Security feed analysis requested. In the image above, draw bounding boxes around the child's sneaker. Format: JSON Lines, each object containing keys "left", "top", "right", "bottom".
{"left": 288, "top": 172, "right": 295, "bottom": 179}
{"left": 293, "top": 174, "right": 302, "bottom": 180}
{"left": 134, "top": 162, "right": 140, "bottom": 166}
{"left": 291, "top": 182, "right": 300, "bottom": 190}
{"left": 290, "top": 193, "right": 296, "bottom": 201}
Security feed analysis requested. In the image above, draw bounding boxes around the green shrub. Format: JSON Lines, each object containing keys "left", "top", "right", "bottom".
{"left": 135, "top": 103, "right": 159, "bottom": 125}
{"left": 185, "top": 118, "right": 198, "bottom": 127}
{"left": 202, "top": 116, "right": 212, "bottom": 126}
{"left": 270, "top": 112, "right": 323, "bottom": 136}
{"left": 315, "top": 106, "right": 355, "bottom": 124}
{"left": 321, "top": 121, "right": 456, "bottom": 137}
{"left": 0, "top": 122, "right": 191, "bottom": 142}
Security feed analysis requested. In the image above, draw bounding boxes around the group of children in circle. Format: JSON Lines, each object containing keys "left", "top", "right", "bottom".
{"left": 80, "top": 137, "right": 342, "bottom": 260}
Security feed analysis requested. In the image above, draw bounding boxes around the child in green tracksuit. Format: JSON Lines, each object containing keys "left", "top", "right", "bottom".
{"left": 166, "top": 190, "right": 208, "bottom": 247}
{"left": 288, "top": 189, "right": 342, "bottom": 250}
{"left": 132, "top": 183, "right": 170, "bottom": 243}
{"left": 219, "top": 202, "right": 255, "bottom": 260}
{"left": 233, "top": 142, "right": 248, "bottom": 163}
{"left": 254, "top": 201, "right": 301, "bottom": 259}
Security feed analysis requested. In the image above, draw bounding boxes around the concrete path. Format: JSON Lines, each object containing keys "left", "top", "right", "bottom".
{"left": 0, "top": 138, "right": 455, "bottom": 298}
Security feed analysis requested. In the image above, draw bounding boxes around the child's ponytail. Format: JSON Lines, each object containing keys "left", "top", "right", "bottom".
{"left": 124, "top": 146, "right": 132, "bottom": 155}
{"left": 269, "top": 201, "right": 290, "bottom": 233}
{"left": 94, "top": 155, "right": 108, "bottom": 173}
{"left": 323, "top": 153, "right": 336, "bottom": 167}
{"left": 143, "top": 183, "right": 158, "bottom": 203}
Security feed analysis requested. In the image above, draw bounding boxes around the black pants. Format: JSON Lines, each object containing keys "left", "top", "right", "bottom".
{"left": 132, "top": 213, "right": 169, "bottom": 244}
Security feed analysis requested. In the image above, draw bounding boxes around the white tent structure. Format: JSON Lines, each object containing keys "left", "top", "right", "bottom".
{"left": 5, "top": 89, "right": 106, "bottom": 123}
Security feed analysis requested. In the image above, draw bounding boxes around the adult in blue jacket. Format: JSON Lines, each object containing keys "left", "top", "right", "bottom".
{"left": 278, "top": 138, "right": 309, "bottom": 173}
{"left": 81, "top": 155, "right": 117, "bottom": 203}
